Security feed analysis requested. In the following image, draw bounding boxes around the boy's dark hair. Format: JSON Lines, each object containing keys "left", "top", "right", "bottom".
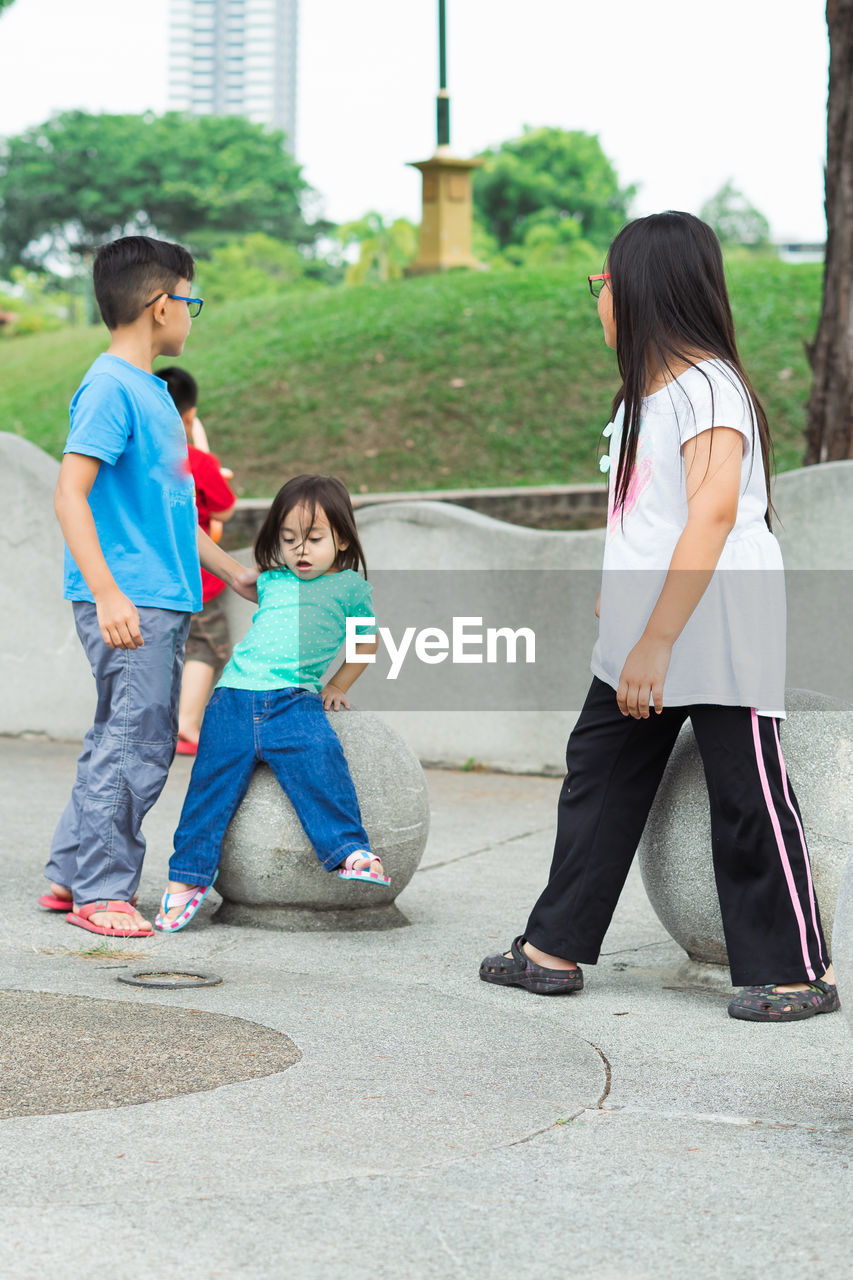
{"left": 255, "top": 475, "right": 367, "bottom": 577}
{"left": 156, "top": 366, "right": 198, "bottom": 416}
{"left": 93, "top": 235, "right": 195, "bottom": 330}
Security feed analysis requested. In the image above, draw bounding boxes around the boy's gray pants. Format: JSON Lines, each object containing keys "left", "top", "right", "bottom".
{"left": 45, "top": 603, "right": 190, "bottom": 905}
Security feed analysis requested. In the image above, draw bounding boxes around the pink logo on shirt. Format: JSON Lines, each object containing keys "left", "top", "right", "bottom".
{"left": 607, "top": 430, "right": 653, "bottom": 533}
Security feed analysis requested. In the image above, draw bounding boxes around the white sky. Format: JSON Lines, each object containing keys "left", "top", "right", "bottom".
{"left": 0, "top": 0, "right": 831, "bottom": 241}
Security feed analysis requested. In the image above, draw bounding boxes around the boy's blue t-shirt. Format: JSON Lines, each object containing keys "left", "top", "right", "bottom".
{"left": 62, "top": 353, "right": 202, "bottom": 612}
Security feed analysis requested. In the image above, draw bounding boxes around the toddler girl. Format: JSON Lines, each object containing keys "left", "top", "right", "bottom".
{"left": 156, "top": 474, "right": 386, "bottom": 931}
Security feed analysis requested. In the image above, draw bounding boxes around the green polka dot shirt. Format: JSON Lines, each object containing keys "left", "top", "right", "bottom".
{"left": 217, "top": 567, "right": 375, "bottom": 692}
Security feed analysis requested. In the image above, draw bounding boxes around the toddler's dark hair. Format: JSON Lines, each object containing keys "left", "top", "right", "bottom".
{"left": 93, "top": 235, "right": 195, "bottom": 330}
{"left": 255, "top": 475, "right": 367, "bottom": 577}
{"left": 156, "top": 366, "right": 198, "bottom": 416}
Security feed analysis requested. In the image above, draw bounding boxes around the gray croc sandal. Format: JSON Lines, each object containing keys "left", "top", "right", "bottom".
{"left": 479, "top": 936, "right": 583, "bottom": 995}
{"left": 727, "top": 978, "right": 840, "bottom": 1022}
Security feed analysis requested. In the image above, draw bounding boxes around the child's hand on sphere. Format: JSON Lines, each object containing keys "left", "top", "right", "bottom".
{"left": 322, "top": 683, "right": 350, "bottom": 711}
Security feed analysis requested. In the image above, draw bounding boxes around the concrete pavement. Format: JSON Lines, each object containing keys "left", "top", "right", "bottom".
{"left": 0, "top": 735, "right": 850, "bottom": 1280}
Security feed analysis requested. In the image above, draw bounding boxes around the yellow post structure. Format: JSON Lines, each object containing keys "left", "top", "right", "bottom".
{"left": 407, "top": 149, "right": 483, "bottom": 274}
{"left": 407, "top": 3, "right": 482, "bottom": 275}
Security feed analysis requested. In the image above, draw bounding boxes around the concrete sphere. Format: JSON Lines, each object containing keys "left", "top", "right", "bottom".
{"left": 637, "top": 690, "right": 853, "bottom": 967}
{"left": 216, "top": 708, "right": 429, "bottom": 927}
{"left": 831, "top": 855, "right": 853, "bottom": 1036}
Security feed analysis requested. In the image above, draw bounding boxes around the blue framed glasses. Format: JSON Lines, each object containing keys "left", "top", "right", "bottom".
{"left": 144, "top": 292, "right": 204, "bottom": 318}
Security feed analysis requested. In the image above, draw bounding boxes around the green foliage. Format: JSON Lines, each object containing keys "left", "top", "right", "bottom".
{"left": 0, "top": 1, "right": 16, "bottom": 11}
{"left": 0, "top": 257, "right": 822, "bottom": 494}
{"left": 724, "top": 254, "right": 820, "bottom": 472}
{"left": 0, "top": 110, "right": 316, "bottom": 272}
{"left": 700, "top": 180, "right": 771, "bottom": 248}
{"left": 500, "top": 219, "right": 601, "bottom": 273}
{"left": 470, "top": 220, "right": 504, "bottom": 267}
{"left": 337, "top": 213, "right": 418, "bottom": 284}
{"left": 473, "top": 126, "right": 635, "bottom": 251}
{"left": 0, "top": 267, "right": 80, "bottom": 336}
{"left": 196, "top": 233, "right": 315, "bottom": 304}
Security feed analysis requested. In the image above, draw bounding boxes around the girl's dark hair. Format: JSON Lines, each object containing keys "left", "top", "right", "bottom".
{"left": 607, "top": 211, "right": 774, "bottom": 528}
{"left": 254, "top": 475, "right": 367, "bottom": 576}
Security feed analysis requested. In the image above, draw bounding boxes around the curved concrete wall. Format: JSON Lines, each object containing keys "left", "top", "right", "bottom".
{"left": 4, "top": 429, "right": 853, "bottom": 774}
{"left": 353, "top": 502, "right": 603, "bottom": 773}
{"left": 772, "top": 461, "right": 853, "bottom": 568}
{"left": 0, "top": 434, "right": 92, "bottom": 737}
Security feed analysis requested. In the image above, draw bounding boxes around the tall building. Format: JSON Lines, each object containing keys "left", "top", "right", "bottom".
{"left": 168, "top": 0, "right": 298, "bottom": 150}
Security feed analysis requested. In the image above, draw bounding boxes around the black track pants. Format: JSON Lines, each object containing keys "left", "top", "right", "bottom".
{"left": 524, "top": 678, "right": 829, "bottom": 986}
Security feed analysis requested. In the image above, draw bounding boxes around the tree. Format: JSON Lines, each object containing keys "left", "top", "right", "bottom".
{"left": 496, "top": 213, "right": 600, "bottom": 271}
{"left": 0, "top": 110, "right": 317, "bottom": 273}
{"left": 337, "top": 212, "right": 417, "bottom": 284}
{"left": 197, "top": 232, "right": 313, "bottom": 303}
{"left": 0, "top": 267, "right": 78, "bottom": 335}
{"left": 700, "top": 180, "right": 770, "bottom": 248}
{"left": 805, "top": 1, "right": 853, "bottom": 463}
{"left": 473, "top": 126, "right": 634, "bottom": 251}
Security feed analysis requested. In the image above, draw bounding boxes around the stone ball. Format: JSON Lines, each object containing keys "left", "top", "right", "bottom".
{"left": 637, "top": 690, "right": 853, "bottom": 967}
{"left": 216, "top": 707, "right": 429, "bottom": 923}
{"left": 831, "top": 855, "right": 853, "bottom": 1036}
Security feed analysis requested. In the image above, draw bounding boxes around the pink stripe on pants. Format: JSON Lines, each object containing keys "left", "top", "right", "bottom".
{"left": 751, "top": 709, "right": 815, "bottom": 981}
{"left": 771, "top": 718, "right": 826, "bottom": 972}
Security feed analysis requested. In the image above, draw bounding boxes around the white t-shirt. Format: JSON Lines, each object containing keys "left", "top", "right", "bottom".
{"left": 590, "top": 359, "right": 787, "bottom": 717}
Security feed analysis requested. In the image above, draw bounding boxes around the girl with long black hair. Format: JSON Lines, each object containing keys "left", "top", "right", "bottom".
{"left": 481, "top": 212, "right": 838, "bottom": 1022}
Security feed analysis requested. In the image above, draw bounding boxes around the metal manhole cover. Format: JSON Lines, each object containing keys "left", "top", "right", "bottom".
{"left": 118, "top": 970, "right": 222, "bottom": 989}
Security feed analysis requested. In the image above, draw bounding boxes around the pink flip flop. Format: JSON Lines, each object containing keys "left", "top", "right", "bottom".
{"left": 38, "top": 893, "right": 74, "bottom": 912}
{"left": 336, "top": 852, "right": 391, "bottom": 886}
{"left": 40, "top": 890, "right": 138, "bottom": 912}
{"left": 66, "top": 900, "right": 153, "bottom": 937}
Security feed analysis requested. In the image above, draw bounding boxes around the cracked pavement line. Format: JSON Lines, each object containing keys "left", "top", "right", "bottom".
{"left": 416, "top": 825, "right": 553, "bottom": 872}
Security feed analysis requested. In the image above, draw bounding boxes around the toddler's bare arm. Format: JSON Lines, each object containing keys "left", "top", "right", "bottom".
{"left": 323, "top": 633, "right": 380, "bottom": 710}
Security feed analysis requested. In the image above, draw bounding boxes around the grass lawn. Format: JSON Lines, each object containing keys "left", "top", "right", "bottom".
{"left": 0, "top": 257, "right": 821, "bottom": 497}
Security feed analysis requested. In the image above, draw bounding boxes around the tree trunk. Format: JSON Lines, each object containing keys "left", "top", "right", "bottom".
{"left": 805, "top": 1, "right": 853, "bottom": 462}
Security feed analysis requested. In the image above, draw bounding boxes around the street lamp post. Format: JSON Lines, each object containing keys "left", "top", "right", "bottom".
{"left": 437, "top": 0, "right": 450, "bottom": 148}
{"left": 407, "top": 0, "right": 482, "bottom": 275}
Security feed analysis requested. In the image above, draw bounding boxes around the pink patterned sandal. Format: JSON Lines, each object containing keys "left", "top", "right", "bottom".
{"left": 155, "top": 873, "right": 217, "bottom": 932}
{"left": 336, "top": 852, "right": 391, "bottom": 886}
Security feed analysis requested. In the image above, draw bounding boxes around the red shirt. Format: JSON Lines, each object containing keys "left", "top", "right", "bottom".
{"left": 187, "top": 444, "right": 237, "bottom": 603}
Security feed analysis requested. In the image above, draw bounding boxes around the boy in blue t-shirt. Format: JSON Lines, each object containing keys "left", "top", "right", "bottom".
{"left": 41, "top": 235, "right": 257, "bottom": 937}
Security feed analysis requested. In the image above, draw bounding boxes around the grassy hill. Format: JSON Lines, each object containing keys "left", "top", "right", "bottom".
{"left": 0, "top": 258, "right": 822, "bottom": 497}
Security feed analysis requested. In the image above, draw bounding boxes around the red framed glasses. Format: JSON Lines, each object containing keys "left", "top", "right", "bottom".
{"left": 588, "top": 273, "right": 611, "bottom": 298}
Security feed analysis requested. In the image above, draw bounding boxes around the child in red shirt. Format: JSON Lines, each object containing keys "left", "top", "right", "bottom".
{"left": 156, "top": 367, "right": 237, "bottom": 753}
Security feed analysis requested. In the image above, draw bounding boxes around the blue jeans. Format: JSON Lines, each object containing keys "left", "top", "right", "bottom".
{"left": 169, "top": 686, "right": 372, "bottom": 885}
{"left": 45, "top": 603, "right": 189, "bottom": 903}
